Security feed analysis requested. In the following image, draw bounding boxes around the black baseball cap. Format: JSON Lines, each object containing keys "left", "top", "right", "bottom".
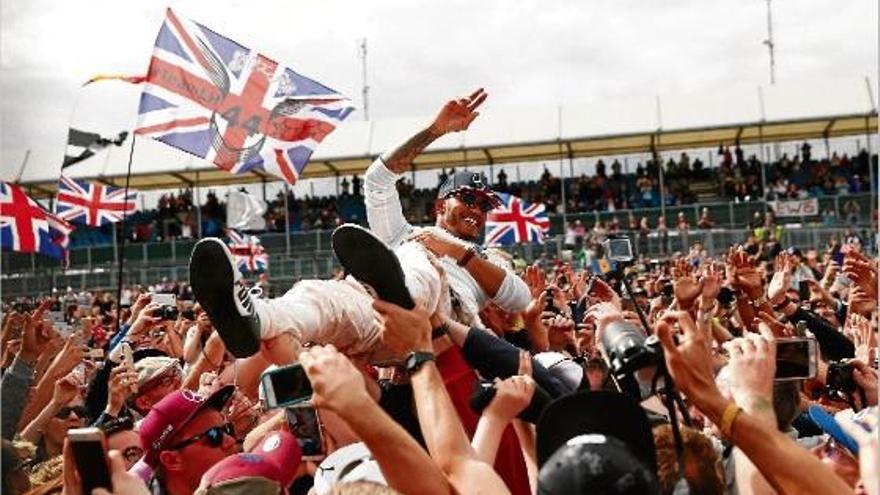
{"left": 536, "top": 391, "right": 659, "bottom": 495}
{"left": 437, "top": 171, "right": 500, "bottom": 205}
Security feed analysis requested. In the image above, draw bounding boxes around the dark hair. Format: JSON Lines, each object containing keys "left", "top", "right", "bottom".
{"left": 97, "top": 416, "right": 134, "bottom": 437}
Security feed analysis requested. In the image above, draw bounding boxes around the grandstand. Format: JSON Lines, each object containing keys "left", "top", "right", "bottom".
{"left": 3, "top": 77, "right": 877, "bottom": 299}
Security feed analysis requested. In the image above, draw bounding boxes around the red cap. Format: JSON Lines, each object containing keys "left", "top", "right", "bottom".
{"left": 139, "top": 385, "right": 235, "bottom": 467}
{"left": 197, "top": 430, "right": 301, "bottom": 494}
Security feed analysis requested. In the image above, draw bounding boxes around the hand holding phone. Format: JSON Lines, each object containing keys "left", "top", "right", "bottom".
{"left": 261, "top": 364, "right": 313, "bottom": 409}
{"left": 285, "top": 405, "right": 325, "bottom": 460}
{"left": 67, "top": 428, "right": 113, "bottom": 493}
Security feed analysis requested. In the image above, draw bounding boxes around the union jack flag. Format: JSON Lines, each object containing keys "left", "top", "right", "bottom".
{"left": 226, "top": 229, "right": 268, "bottom": 274}
{"left": 1, "top": 182, "right": 74, "bottom": 260}
{"left": 56, "top": 176, "right": 139, "bottom": 227}
{"left": 484, "top": 193, "right": 550, "bottom": 247}
{"left": 136, "top": 8, "right": 355, "bottom": 185}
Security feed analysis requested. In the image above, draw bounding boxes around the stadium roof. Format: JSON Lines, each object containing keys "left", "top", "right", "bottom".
{"left": 18, "top": 77, "right": 878, "bottom": 197}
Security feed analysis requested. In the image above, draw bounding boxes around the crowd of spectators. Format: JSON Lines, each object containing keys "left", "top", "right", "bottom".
{"left": 68, "top": 145, "right": 876, "bottom": 249}
{"left": 2, "top": 219, "right": 878, "bottom": 495}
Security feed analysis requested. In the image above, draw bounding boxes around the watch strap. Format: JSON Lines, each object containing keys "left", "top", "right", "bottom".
{"left": 458, "top": 248, "right": 477, "bottom": 267}
{"left": 405, "top": 351, "right": 435, "bottom": 373}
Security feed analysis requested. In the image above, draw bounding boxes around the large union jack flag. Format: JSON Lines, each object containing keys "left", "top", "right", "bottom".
{"left": 226, "top": 229, "right": 268, "bottom": 274}
{"left": 1, "top": 182, "right": 73, "bottom": 260}
{"left": 56, "top": 176, "right": 139, "bottom": 227}
{"left": 136, "top": 8, "right": 355, "bottom": 185}
{"left": 484, "top": 193, "right": 550, "bottom": 247}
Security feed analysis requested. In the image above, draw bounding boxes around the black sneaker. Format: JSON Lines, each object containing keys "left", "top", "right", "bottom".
{"left": 190, "top": 238, "right": 262, "bottom": 358}
{"left": 332, "top": 224, "right": 415, "bottom": 310}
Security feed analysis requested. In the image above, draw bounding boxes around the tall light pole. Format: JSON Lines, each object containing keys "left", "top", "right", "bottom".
{"left": 359, "top": 38, "right": 370, "bottom": 121}
{"left": 762, "top": 0, "right": 776, "bottom": 85}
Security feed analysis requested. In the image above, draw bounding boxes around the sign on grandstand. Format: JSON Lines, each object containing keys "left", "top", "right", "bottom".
{"left": 769, "top": 198, "right": 819, "bottom": 218}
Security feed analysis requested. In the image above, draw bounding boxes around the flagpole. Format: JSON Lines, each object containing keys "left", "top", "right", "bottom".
{"left": 283, "top": 182, "right": 291, "bottom": 256}
{"left": 112, "top": 222, "right": 118, "bottom": 264}
{"left": 114, "top": 135, "right": 136, "bottom": 334}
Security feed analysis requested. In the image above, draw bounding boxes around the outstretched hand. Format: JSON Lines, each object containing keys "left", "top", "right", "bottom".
{"left": 429, "top": 88, "right": 487, "bottom": 135}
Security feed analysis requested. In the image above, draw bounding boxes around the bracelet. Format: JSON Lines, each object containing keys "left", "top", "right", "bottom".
{"left": 458, "top": 248, "right": 477, "bottom": 267}
{"left": 772, "top": 297, "right": 791, "bottom": 312}
{"left": 720, "top": 402, "right": 742, "bottom": 439}
{"left": 752, "top": 295, "right": 768, "bottom": 307}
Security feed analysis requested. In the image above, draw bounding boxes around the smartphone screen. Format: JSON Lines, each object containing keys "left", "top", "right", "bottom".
{"left": 606, "top": 238, "right": 633, "bottom": 261}
{"left": 262, "top": 364, "right": 313, "bottom": 408}
{"left": 68, "top": 428, "right": 113, "bottom": 493}
{"left": 775, "top": 338, "right": 817, "bottom": 380}
{"left": 286, "top": 406, "right": 324, "bottom": 460}
{"left": 151, "top": 293, "right": 176, "bottom": 307}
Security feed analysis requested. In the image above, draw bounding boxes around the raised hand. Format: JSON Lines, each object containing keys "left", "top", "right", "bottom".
{"left": 106, "top": 364, "right": 138, "bottom": 416}
{"left": 52, "top": 371, "right": 82, "bottom": 406}
{"left": 699, "top": 263, "right": 722, "bottom": 305}
{"left": 484, "top": 351, "right": 535, "bottom": 422}
{"left": 299, "top": 345, "right": 371, "bottom": 415}
{"left": 429, "top": 88, "right": 488, "bottom": 135}
{"left": 672, "top": 258, "right": 701, "bottom": 310}
{"left": 655, "top": 311, "right": 720, "bottom": 410}
{"left": 373, "top": 300, "right": 433, "bottom": 354}
{"left": 723, "top": 322, "right": 777, "bottom": 426}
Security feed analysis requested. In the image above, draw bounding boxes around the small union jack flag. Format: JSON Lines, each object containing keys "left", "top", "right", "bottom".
{"left": 136, "top": 8, "right": 354, "bottom": 185}
{"left": 1, "top": 181, "right": 73, "bottom": 260}
{"left": 55, "top": 176, "right": 139, "bottom": 227}
{"left": 226, "top": 229, "right": 268, "bottom": 274}
{"left": 484, "top": 193, "right": 550, "bottom": 247}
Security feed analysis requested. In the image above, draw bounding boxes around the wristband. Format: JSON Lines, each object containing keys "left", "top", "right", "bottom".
{"left": 458, "top": 248, "right": 477, "bottom": 267}
{"left": 720, "top": 402, "right": 742, "bottom": 439}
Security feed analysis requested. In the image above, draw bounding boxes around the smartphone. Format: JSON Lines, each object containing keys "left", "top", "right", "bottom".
{"left": 68, "top": 428, "right": 113, "bottom": 493}
{"left": 798, "top": 280, "right": 811, "bottom": 302}
{"left": 122, "top": 342, "right": 134, "bottom": 369}
{"left": 775, "top": 337, "right": 818, "bottom": 381}
{"left": 285, "top": 405, "right": 325, "bottom": 460}
{"left": 604, "top": 237, "right": 634, "bottom": 263}
{"left": 85, "top": 348, "right": 105, "bottom": 360}
{"left": 151, "top": 293, "right": 176, "bottom": 307}
{"left": 261, "top": 364, "right": 313, "bottom": 408}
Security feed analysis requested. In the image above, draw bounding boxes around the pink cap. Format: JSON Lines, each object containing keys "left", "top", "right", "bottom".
{"left": 139, "top": 385, "right": 234, "bottom": 467}
{"left": 198, "top": 430, "right": 302, "bottom": 494}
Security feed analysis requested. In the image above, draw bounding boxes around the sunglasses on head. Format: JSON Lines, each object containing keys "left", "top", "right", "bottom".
{"left": 169, "top": 423, "right": 235, "bottom": 451}
{"left": 451, "top": 189, "right": 496, "bottom": 213}
{"left": 55, "top": 405, "right": 89, "bottom": 420}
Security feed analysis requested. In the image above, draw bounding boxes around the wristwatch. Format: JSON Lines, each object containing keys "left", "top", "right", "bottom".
{"left": 404, "top": 351, "right": 435, "bottom": 373}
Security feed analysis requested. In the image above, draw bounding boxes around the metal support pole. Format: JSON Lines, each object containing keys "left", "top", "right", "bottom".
{"left": 866, "top": 116, "right": 875, "bottom": 198}
{"left": 335, "top": 174, "right": 340, "bottom": 196}
{"left": 262, "top": 179, "right": 267, "bottom": 202}
{"left": 728, "top": 202, "right": 735, "bottom": 228}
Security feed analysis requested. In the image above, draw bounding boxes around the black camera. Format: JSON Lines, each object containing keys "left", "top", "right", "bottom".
{"left": 826, "top": 361, "right": 857, "bottom": 395}
{"left": 157, "top": 305, "right": 179, "bottom": 321}
{"left": 181, "top": 309, "right": 196, "bottom": 321}
{"left": 601, "top": 319, "right": 665, "bottom": 400}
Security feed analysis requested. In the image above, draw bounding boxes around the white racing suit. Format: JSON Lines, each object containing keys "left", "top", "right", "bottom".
{"left": 253, "top": 158, "right": 529, "bottom": 364}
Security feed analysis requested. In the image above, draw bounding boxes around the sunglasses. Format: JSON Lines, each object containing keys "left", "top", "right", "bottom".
{"left": 55, "top": 405, "right": 89, "bottom": 420}
{"left": 451, "top": 190, "right": 496, "bottom": 213}
{"left": 169, "top": 423, "right": 235, "bottom": 451}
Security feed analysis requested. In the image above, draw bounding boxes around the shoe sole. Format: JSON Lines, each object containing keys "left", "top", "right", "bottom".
{"left": 190, "top": 238, "right": 261, "bottom": 358}
{"left": 332, "top": 224, "right": 415, "bottom": 310}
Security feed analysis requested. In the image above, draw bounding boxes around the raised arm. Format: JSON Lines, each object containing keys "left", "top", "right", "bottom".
{"left": 373, "top": 299, "right": 511, "bottom": 495}
{"left": 365, "top": 89, "right": 487, "bottom": 246}
{"left": 299, "top": 345, "right": 452, "bottom": 495}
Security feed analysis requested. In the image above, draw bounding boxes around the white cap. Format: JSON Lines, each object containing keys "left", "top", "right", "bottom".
{"left": 313, "top": 442, "right": 386, "bottom": 494}
{"left": 534, "top": 352, "right": 584, "bottom": 390}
